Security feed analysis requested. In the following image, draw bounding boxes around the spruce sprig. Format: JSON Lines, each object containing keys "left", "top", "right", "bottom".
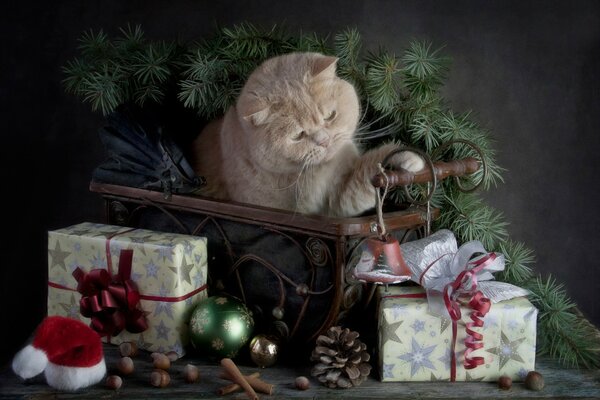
{"left": 364, "top": 50, "right": 401, "bottom": 114}
{"left": 495, "top": 240, "right": 535, "bottom": 284}
{"left": 527, "top": 276, "right": 600, "bottom": 368}
{"left": 435, "top": 191, "right": 509, "bottom": 249}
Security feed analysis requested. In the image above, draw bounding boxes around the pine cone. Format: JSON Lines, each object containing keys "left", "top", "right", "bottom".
{"left": 310, "top": 326, "right": 372, "bottom": 388}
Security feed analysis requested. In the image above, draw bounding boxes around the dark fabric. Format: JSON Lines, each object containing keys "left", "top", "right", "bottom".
{"left": 92, "top": 105, "right": 205, "bottom": 197}
{"left": 131, "top": 206, "right": 337, "bottom": 348}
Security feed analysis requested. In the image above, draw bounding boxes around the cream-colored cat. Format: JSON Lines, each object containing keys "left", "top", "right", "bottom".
{"left": 191, "top": 52, "right": 424, "bottom": 217}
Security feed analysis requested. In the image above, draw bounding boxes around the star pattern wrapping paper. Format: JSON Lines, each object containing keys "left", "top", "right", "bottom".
{"left": 47, "top": 222, "right": 208, "bottom": 356}
{"left": 377, "top": 286, "right": 537, "bottom": 382}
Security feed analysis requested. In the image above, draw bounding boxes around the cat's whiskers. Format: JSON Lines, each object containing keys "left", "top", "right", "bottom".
{"left": 293, "top": 152, "right": 316, "bottom": 212}
{"left": 272, "top": 157, "right": 311, "bottom": 192}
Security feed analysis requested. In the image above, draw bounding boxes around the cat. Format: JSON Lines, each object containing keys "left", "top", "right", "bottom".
{"left": 191, "top": 52, "right": 424, "bottom": 217}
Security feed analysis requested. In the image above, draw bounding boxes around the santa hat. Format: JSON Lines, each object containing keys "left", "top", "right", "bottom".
{"left": 12, "top": 316, "right": 106, "bottom": 391}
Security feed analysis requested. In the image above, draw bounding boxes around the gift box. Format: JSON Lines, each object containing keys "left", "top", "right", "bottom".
{"left": 47, "top": 222, "right": 208, "bottom": 356}
{"left": 377, "top": 285, "right": 537, "bottom": 382}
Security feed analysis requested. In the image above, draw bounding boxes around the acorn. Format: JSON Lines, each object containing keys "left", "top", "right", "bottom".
{"left": 183, "top": 364, "right": 200, "bottom": 383}
{"left": 116, "top": 356, "right": 135, "bottom": 375}
{"left": 498, "top": 375, "right": 512, "bottom": 390}
{"left": 119, "top": 341, "right": 138, "bottom": 357}
{"left": 525, "top": 371, "right": 544, "bottom": 391}
{"left": 295, "top": 376, "right": 310, "bottom": 390}
{"left": 151, "top": 352, "right": 171, "bottom": 370}
{"left": 105, "top": 375, "right": 123, "bottom": 390}
{"left": 150, "top": 369, "right": 171, "bottom": 388}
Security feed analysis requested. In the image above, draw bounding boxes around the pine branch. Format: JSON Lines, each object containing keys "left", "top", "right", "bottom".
{"left": 293, "top": 31, "right": 331, "bottom": 54}
{"left": 438, "top": 111, "right": 505, "bottom": 188}
{"left": 131, "top": 41, "right": 174, "bottom": 85}
{"left": 78, "top": 29, "right": 112, "bottom": 59}
{"left": 408, "top": 110, "right": 453, "bottom": 152}
{"left": 401, "top": 41, "right": 449, "bottom": 99}
{"left": 62, "top": 58, "right": 92, "bottom": 95}
{"left": 526, "top": 276, "right": 600, "bottom": 368}
{"left": 436, "top": 191, "right": 509, "bottom": 248}
{"left": 116, "top": 24, "right": 146, "bottom": 53}
{"left": 495, "top": 240, "right": 535, "bottom": 284}
{"left": 364, "top": 50, "right": 401, "bottom": 114}
{"left": 334, "top": 28, "right": 365, "bottom": 91}
{"left": 220, "top": 23, "right": 288, "bottom": 61}
{"left": 80, "top": 65, "right": 126, "bottom": 115}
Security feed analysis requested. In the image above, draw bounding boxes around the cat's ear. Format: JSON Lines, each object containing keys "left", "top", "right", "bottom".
{"left": 311, "top": 55, "right": 338, "bottom": 79}
{"left": 243, "top": 107, "right": 270, "bottom": 126}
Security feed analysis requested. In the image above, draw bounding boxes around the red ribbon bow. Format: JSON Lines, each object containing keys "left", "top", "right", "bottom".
{"left": 73, "top": 249, "right": 148, "bottom": 337}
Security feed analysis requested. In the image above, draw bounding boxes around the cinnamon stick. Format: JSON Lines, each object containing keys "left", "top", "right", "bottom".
{"left": 221, "top": 371, "right": 273, "bottom": 395}
{"left": 216, "top": 372, "right": 260, "bottom": 396}
{"left": 220, "top": 358, "right": 258, "bottom": 400}
{"left": 244, "top": 375, "right": 274, "bottom": 395}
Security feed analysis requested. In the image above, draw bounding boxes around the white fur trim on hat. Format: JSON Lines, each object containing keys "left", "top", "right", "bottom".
{"left": 44, "top": 359, "right": 107, "bottom": 391}
{"left": 12, "top": 345, "right": 48, "bottom": 379}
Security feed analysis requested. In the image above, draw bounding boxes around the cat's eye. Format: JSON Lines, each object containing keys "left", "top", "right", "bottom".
{"left": 292, "top": 130, "right": 306, "bottom": 141}
{"left": 324, "top": 110, "right": 337, "bottom": 122}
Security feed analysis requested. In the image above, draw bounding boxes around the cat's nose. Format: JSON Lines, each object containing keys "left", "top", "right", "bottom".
{"left": 313, "top": 131, "right": 330, "bottom": 148}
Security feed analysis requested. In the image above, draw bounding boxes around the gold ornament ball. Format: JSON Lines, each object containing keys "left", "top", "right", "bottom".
{"left": 249, "top": 334, "right": 279, "bottom": 368}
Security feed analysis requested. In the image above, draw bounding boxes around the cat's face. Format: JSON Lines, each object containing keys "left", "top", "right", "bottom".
{"left": 237, "top": 53, "right": 360, "bottom": 173}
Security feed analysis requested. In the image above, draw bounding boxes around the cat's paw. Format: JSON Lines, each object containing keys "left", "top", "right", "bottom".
{"left": 389, "top": 151, "right": 425, "bottom": 173}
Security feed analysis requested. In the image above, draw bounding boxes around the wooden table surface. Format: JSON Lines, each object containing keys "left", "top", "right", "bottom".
{"left": 1, "top": 345, "right": 599, "bottom": 399}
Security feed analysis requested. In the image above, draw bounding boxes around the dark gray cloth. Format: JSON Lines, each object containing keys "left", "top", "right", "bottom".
{"left": 93, "top": 105, "right": 205, "bottom": 197}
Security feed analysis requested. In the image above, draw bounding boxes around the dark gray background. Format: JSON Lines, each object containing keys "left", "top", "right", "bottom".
{"left": 2, "top": 1, "right": 598, "bottom": 365}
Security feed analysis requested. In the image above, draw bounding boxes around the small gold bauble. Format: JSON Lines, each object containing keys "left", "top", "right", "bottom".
{"left": 249, "top": 334, "right": 279, "bottom": 368}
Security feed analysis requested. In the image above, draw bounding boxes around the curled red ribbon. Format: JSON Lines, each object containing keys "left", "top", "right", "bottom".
{"left": 441, "top": 252, "right": 496, "bottom": 380}
{"left": 73, "top": 248, "right": 148, "bottom": 337}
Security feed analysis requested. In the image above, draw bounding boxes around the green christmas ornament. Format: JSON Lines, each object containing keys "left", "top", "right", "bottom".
{"left": 189, "top": 296, "right": 254, "bottom": 359}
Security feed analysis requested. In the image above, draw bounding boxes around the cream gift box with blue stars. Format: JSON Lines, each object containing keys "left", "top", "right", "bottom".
{"left": 47, "top": 222, "right": 208, "bottom": 357}
{"left": 377, "top": 286, "right": 537, "bottom": 382}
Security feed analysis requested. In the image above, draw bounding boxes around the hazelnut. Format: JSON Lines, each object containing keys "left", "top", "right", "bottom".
{"left": 151, "top": 352, "right": 171, "bottom": 370}
{"left": 105, "top": 375, "right": 122, "bottom": 390}
{"left": 295, "top": 376, "right": 310, "bottom": 390}
{"left": 183, "top": 364, "right": 200, "bottom": 383}
{"left": 150, "top": 369, "right": 171, "bottom": 388}
{"left": 498, "top": 375, "right": 512, "bottom": 390}
{"left": 116, "top": 356, "right": 135, "bottom": 375}
{"left": 525, "top": 371, "right": 544, "bottom": 391}
{"left": 118, "top": 341, "right": 138, "bottom": 357}
{"left": 165, "top": 351, "right": 179, "bottom": 362}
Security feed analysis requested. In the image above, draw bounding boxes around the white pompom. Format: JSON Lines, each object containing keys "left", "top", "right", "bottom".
{"left": 12, "top": 345, "right": 48, "bottom": 379}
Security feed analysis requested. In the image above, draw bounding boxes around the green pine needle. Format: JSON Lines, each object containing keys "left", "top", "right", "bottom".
{"left": 436, "top": 191, "right": 509, "bottom": 248}
{"left": 409, "top": 110, "right": 453, "bottom": 152}
{"left": 293, "top": 32, "right": 331, "bottom": 54}
{"left": 334, "top": 28, "right": 361, "bottom": 68}
{"left": 527, "top": 276, "right": 600, "bottom": 368}
{"left": 334, "top": 28, "right": 364, "bottom": 89}
{"left": 495, "top": 240, "right": 535, "bottom": 284}
{"left": 401, "top": 40, "right": 449, "bottom": 98}
{"left": 364, "top": 50, "right": 401, "bottom": 114}
{"left": 131, "top": 42, "right": 174, "bottom": 85}
{"left": 78, "top": 29, "right": 112, "bottom": 59}
{"left": 134, "top": 84, "right": 164, "bottom": 107}
{"left": 116, "top": 24, "right": 145, "bottom": 53}
{"left": 62, "top": 58, "right": 92, "bottom": 95}
{"left": 81, "top": 66, "right": 125, "bottom": 115}
{"left": 220, "top": 23, "right": 286, "bottom": 60}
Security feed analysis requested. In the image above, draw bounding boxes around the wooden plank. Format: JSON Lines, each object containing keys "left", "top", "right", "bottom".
{"left": 1, "top": 344, "right": 599, "bottom": 399}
